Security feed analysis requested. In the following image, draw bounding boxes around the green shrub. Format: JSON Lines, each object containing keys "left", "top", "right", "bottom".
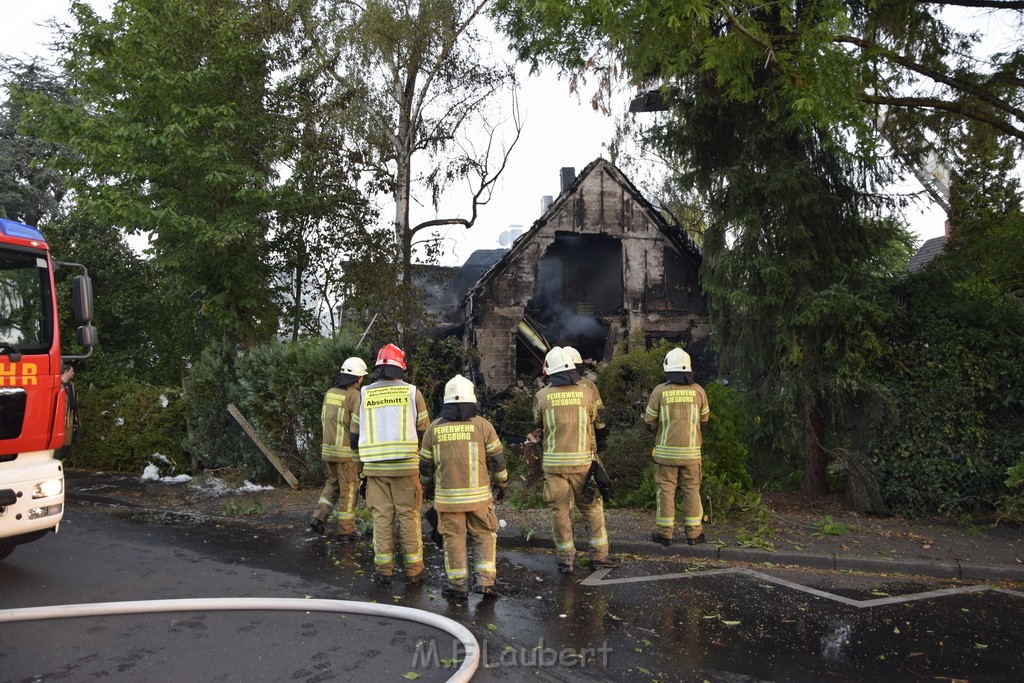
{"left": 183, "top": 340, "right": 260, "bottom": 476}
{"left": 703, "top": 381, "right": 753, "bottom": 490}
{"left": 185, "top": 335, "right": 368, "bottom": 482}
{"left": 596, "top": 340, "right": 670, "bottom": 427}
{"left": 997, "top": 459, "right": 1024, "bottom": 523}
{"left": 69, "top": 382, "right": 187, "bottom": 473}
{"left": 408, "top": 336, "right": 479, "bottom": 414}
{"left": 504, "top": 479, "right": 545, "bottom": 509}
{"left": 483, "top": 383, "right": 536, "bottom": 442}
{"left": 601, "top": 424, "right": 655, "bottom": 508}
{"left": 868, "top": 272, "right": 1024, "bottom": 517}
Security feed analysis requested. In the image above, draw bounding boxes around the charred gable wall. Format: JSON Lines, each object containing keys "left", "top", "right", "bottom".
{"left": 464, "top": 159, "right": 711, "bottom": 392}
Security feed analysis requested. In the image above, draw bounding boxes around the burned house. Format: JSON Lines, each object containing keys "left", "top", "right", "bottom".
{"left": 461, "top": 158, "right": 711, "bottom": 392}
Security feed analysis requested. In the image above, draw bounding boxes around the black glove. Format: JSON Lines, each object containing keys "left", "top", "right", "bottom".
{"left": 581, "top": 481, "right": 597, "bottom": 505}
{"left": 493, "top": 484, "right": 507, "bottom": 502}
{"left": 584, "top": 460, "right": 614, "bottom": 505}
{"left": 423, "top": 486, "right": 435, "bottom": 501}
{"left": 358, "top": 476, "right": 367, "bottom": 500}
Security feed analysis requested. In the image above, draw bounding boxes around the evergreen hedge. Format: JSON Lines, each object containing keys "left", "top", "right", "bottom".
{"left": 68, "top": 382, "right": 187, "bottom": 474}
{"left": 869, "top": 270, "right": 1024, "bottom": 517}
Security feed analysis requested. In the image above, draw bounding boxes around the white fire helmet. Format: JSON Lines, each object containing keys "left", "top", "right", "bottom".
{"left": 444, "top": 374, "right": 477, "bottom": 404}
{"left": 664, "top": 348, "right": 692, "bottom": 373}
{"left": 544, "top": 346, "right": 576, "bottom": 375}
{"left": 563, "top": 346, "right": 583, "bottom": 366}
{"left": 340, "top": 357, "right": 368, "bottom": 377}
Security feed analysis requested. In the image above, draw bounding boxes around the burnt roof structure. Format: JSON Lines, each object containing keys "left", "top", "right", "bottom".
{"left": 461, "top": 158, "right": 711, "bottom": 392}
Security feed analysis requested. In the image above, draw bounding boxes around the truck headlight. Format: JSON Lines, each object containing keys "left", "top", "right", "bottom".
{"left": 33, "top": 479, "right": 64, "bottom": 499}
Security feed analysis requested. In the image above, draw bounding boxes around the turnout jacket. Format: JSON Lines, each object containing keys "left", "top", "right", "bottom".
{"left": 419, "top": 416, "right": 508, "bottom": 512}
{"left": 643, "top": 382, "right": 710, "bottom": 463}
{"left": 533, "top": 383, "right": 599, "bottom": 474}
{"left": 577, "top": 375, "right": 607, "bottom": 454}
{"left": 352, "top": 379, "right": 430, "bottom": 476}
{"left": 321, "top": 385, "right": 361, "bottom": 463}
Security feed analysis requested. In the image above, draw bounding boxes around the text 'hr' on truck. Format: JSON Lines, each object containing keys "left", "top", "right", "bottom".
{"left": 0, "top": 218, "right": 96, "bottom": 561}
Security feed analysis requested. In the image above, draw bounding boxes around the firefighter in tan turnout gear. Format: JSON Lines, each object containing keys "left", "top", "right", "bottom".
{"left": 309, "top": 357, "right": 367, "bottom": 542}
{"left": 350, "top": 343, "right": 430, "bottom": 585}
{"left": 535, "top": 347, "right": 620, "bottom": 573}
{"left": 644, "top": 348, "right": 710, "bottom": 546}
{"left": 419, "top": 374, "right": 508, "bottom": 601}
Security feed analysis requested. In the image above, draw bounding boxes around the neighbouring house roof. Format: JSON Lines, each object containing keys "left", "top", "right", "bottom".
{"left": 417, "top": 249, "right": 508, "bottom": 316}
{"left": 463, "top": 157, "right": 701, "bottom": 304}
{"left": 459, "top": 249, "right": 507, "bottom": 289}
{"left": 907, "top": 236, "right": 945, "bottom": 273}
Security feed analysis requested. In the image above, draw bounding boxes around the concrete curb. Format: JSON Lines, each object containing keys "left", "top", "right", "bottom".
{"left": 494, "top": 531, "right": 1024, "bottom": 583}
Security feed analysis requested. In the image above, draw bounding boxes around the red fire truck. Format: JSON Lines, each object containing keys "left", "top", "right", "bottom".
{"left": 0, "top": 217, "right": 96, "bottom": 560}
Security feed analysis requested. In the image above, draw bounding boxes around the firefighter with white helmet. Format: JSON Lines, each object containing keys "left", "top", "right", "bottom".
{"left": 419, "top": 374, "right": 508, "bottom": 600}
{"left": 644, "top": 347, "right": 710, "bottom": 546}
{"left": 350, "top": 343, "right": 430, "bottom": 585}
{"left": 534, "top": 346, "right": 620, "bottom": 573}
{"left": 310, "top": 356, "right": 368, "bottom": 542}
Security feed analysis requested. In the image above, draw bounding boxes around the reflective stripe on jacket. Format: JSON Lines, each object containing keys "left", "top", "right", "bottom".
{"left": 578, "top": 376, "right": 607, "bottom": 454}
{"left": 533, "top": 384, "right": 597, "bottom": 474}
{"left": 419, "top": 416, "right": 507, "bottom": 512}
{"left": 321, "top": 385, "right": 360, "bottom": 462}
{"left": 352, "top": 380, "right": 430, "bottom": 476}
{"left": 643, "top": 382, "right": 710, "bottom": 463}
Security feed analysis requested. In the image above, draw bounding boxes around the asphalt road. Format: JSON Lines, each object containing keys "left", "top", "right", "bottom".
{"left": 2, "top": 500, "right": 1023, "bottom": 682}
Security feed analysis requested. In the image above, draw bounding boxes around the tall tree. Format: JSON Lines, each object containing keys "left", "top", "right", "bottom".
{"left": 309, "top": 0, "right": 522, "bottom": 313}
{"left": 945, "top": 121, "right": 1024, "bottom": 295}
{"left": 491, "top": 0, "right": 1005, "bottom": 493}
{"left": 0, "top": 58, "right": 68, "bottom": 225}
{"left": 21, "top": 0, "right": 289, "bottom": 351}
{"left": 272, "top": 10, "right": 378, "bottom": 342}
{"left": 2, "top": 59, "right": 175, "bottom": 383}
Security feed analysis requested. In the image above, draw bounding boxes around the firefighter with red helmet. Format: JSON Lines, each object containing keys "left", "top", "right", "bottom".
{"left": 644, "top": 348, "right": 710, "bottom": 546}
{"left": 310, "top": 356, "right": 367, "bottom": 542}
{"left": 534, "top": 347, "right": 620, "bottom": 573}
{"left": 419, "top": 374, "right": 508, "bottom": 600}
{"left": 350, "top": 343, "right": 430, "bottom": 585}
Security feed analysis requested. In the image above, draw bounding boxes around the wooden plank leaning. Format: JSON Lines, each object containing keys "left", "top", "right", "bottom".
{"left": 227, "top": 403, "right": 301, "bottom": 491}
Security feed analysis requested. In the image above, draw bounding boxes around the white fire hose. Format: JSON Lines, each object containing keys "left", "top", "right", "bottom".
{"left": 0, "top": 597, "right": 479, "bottom": 682}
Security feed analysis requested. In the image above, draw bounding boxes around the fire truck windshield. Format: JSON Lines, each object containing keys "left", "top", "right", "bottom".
{"left": 0, "top": 247, "right": 54, "bottom": 354}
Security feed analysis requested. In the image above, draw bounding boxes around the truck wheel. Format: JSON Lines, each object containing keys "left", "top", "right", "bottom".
{"left": 0, "top": 545, "right": 14, "bottom": 560}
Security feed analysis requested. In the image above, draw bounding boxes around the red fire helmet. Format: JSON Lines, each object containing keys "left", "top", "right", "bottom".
{"left": 375, "top": 343, "right": 407, "bottom": 370}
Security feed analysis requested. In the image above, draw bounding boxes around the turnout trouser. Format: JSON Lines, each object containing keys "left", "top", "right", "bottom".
{"left": 543, "top": 471, "right": 609, "bottom": 565}
{"left": 314, "top": 461, "right": 358, "bottom": 535}
{"left": 654, "top": 460, "right": 703, "bottom": 541}
{"left": 366, "top": 474, "right": 424, "bottom": 577}
{"left": 438, "top": 504, "right": 498, "bottom": 590}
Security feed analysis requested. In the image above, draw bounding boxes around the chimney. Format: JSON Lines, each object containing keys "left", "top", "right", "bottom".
{"left": 541, "top": 195, "right": 553, "bottom": 213}
{"left": 560, "top": 167, "right": 576, "bottom": 193}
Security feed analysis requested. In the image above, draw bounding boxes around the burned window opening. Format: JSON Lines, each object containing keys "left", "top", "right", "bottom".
{"left": 525, "top": 233, "right": 622, "bottom": 362}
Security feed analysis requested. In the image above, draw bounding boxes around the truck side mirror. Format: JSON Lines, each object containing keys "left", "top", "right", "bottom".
{"left": 72, "top": 275, "right": 94, "bottom": 323}
{"left": 76, "top": 324, "right": 98, "bottom": 350}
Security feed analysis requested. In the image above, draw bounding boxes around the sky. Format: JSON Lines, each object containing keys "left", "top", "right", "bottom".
{"left": 1, "top": 0, "right": 949, "bottom": 267}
